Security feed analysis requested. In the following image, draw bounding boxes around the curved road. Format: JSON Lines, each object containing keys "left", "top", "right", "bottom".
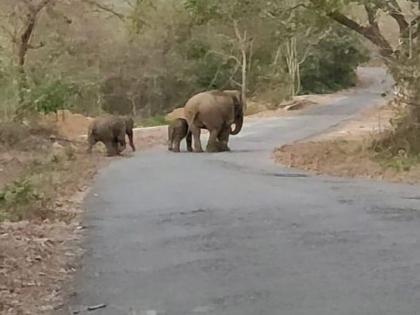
{"left": 69, "top": 68, "right": 420, "bottom": 315}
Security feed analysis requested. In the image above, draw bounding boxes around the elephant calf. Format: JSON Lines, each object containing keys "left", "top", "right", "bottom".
{"left": 87, "top": 116, "right": 136, "bottom": 156}
{"left": 168, "top": 118, "right": 192, "bottom": 152}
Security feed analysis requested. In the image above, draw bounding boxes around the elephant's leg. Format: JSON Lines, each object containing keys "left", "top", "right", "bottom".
{"left": 118, "top": 138, "right": 126, "bottom": 153}
{"left": 218, "top": 127, "right": 231, "bottom": 152}
{"left": 173, "top": 136, "right": 182, "bottom": 152}
{"left": 168, "top": 127, "right": 174, "bottom": 151}
{"left": 116, "top": 131, "right": 126, "bottom": 153}
{"left": 107, "top": 136, "right": 123, "bottom": 156}
{"left": 104, "top": 141, "right": 117, "bottom": 156}
{"left": 168, "top": 137, "right": 174, "bottom": 151}
{"left": 190, "top": 125, "right": 203, "bottom": 153}
{"left": 206, "top": 129, "right": 221, "bottom": 153}
{"left": 87, "top": 135, "right": 96, "bottom": 153}
{"left": 186, "top": 131, "right": 193, "bottom": 152}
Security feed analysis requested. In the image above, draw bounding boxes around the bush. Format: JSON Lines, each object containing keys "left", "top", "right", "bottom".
{"left": 28, "top": 80, "right": 78, "bottom": 114}
{"left": 137, "top": 115, "right": 168, "bottom": 127}
{"left": 0, "top": 178, "right": 45, "bottom": 221}
{"left": 300, "top": 27, "right": 369, "bottom": 94}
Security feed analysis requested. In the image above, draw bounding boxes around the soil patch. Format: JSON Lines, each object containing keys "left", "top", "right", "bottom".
{"left": 274, "top": 103, "right": 420, "bottom": 184}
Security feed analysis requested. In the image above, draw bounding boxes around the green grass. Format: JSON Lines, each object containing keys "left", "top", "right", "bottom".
{"left": 0, "top": 177, "right": 47, "bottom": 222}
{"left": 136, "top": 115, "right": 168, "bottom": 127}
{"left": 376, "top": 153, "right": 420, "bottom": 173}
{"left": 0, "top": 143, "right": 86, "bottom": 222}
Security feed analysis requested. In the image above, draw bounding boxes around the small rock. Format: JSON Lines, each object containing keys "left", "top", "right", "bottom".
{"left": 87, "top": 304, "right": 107, "bottom": 311}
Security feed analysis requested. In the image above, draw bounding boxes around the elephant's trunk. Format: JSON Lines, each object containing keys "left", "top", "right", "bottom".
{"left": 230, "top": 114, "right": 243, "bottom": 135}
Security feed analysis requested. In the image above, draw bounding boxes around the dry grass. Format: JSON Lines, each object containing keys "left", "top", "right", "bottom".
{"left": 0, "top": 124, "right": 102, "bottom": 222}
{"left": 0, "top": 220, "right": 83, "bottom": 315}
{"left": 275, "top": 137, "right": 420, "bottom": 184}
{"left": 274, "top": 100, "right": 420, "bottom": 184}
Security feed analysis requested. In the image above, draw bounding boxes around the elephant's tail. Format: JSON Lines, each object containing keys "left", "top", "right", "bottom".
{"left": 167, "top": 124, "right": 173, "bottom": 145}
{"left": 188, "top": 111, "right": 200, "bottom": 132}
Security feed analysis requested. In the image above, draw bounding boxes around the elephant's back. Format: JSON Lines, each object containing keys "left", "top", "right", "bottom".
{"left": 183, "top": 92, "right": 217, "bottom": 119}
{"left": 90, "top": 116, "right": 124, "bottom": 137}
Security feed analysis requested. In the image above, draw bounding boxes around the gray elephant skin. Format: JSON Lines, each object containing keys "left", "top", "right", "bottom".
{"left": 167, "top": 118, "right": 192, "bottom": 153}
{"left": 87, "top": 116, "right": 136, "bottom": 156}
{"left": 184, "top": 90, "right": 244, "bottom": 152}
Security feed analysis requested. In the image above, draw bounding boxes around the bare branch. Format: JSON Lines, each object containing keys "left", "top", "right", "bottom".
{"left": 28, "top": 41, "right": 45, "bottom": 49}
{"left": 208, "top": 50, "right": 241, "bottom": 65}
{"left": 385, "top": 0, "right": 409, "bottom": 35}
{"left": 0, "top": 25, "right": 16, "bottom": 42}
{"left": 326, "top": 10, "right": 393, "bottom": 56}
{"left": 364, "top": 4, "right": 379, "bottom": 29}
{"left": 309, "top": 0, "right": 394, "bottom": 57}
{"left": 82, "top": 0, "right": 125, "bottom": 20}
{"left": 264, "top": 3, "right": 309, "bottom": 19}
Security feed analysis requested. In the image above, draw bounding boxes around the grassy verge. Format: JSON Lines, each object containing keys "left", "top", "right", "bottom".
{"left": 0, "top": 120, "right": 103, "bottom": 314}
{"left": 0, "top": 122, "right": 101, "bottom": 223}
{"left": 0, "top": 145, "right": 99, "bottom": 222}
{"left": 274, "top": 100, "right": 420, "bottom": 184}
{"left": 275, "top": 138, "right": 420, "bottom": 184}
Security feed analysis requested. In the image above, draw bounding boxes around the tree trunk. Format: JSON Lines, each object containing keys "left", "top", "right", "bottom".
{"left": 240, "top": 42, "right": 247, "bottom": 109}
{"left": 233, "top": 20, "right": 248, "bottom": 111}
{"left": 285, "top": 37, "right": 300, "bottom": 98}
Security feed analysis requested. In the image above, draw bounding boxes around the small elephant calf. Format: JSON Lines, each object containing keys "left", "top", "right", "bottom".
{"left": 87, "top": 115, "right": 136, "bottom": 156}
{"left": 168, "top": 118, "right": 192, "bottom": 152}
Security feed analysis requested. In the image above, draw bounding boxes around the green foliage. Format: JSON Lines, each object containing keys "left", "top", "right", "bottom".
{"left": 194, "top": 54, "right": 237, "bottom": 90}
{"left": 0, "top": 178, "right": 40, "bottom": 207}
{"left": 28, "top": 80, "right": 78, "bottom": 114}
{"left": 137, "top": 115, "right": 168, "bottom": 127}
{"left": 300, "top": 28, "right": 369, "bottom": 94}
{"left": 0, "top": 178, "right": 42, "bottom": 221}
{"left": 375, "top": 150, "right": 420, "bottom": 172}
{"left": 0, "top": 0, "right": 371, "bottom": 121}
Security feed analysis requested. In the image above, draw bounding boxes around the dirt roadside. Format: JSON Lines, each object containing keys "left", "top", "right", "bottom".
{"left": 274, "top": 101, "right": 420, "bottom": 184}
{"left": 0, "top": 114, "right": 167, "bottom": 315}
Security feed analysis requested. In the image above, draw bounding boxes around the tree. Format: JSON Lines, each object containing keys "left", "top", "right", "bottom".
{"left": 184, "top": 0, "right": 259, "bottom": 106}
{"left": 307, "top": 0, "right": 420, "bottom": 154}
{"left": 0, "top": 0, "right": 54, "bottom": 105}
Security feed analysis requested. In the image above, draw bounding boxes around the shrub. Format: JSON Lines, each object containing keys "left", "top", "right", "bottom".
{"left": 0, "top": 178, "right": 44, "bottom": 221}
{"left": 29, "top": 80, "right": 78, "bottom": 114}
{"left": 300, "top": 27, "right": 369, "bottom": 94}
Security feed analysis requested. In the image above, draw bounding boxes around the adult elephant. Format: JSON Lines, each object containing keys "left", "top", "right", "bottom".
{"left": 184, "top": 90, "right": 244, "bottom": 152}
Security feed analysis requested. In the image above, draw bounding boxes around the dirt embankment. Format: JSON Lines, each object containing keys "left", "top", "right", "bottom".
{"left": 274, "top": 102, "right": 420, "bottom": 184}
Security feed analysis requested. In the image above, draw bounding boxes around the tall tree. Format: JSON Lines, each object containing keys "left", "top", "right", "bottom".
{"left": 307, "top": 0, "right": 420, "bottom": 153}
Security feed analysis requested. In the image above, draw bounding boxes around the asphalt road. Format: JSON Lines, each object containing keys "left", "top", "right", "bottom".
{"left": 69, "top": 68, "right": 420, "bottom": 315}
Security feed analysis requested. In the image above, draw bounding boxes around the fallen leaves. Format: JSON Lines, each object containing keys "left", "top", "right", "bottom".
{"left": 0, "top": 220, "right": 84, "bottom": 315}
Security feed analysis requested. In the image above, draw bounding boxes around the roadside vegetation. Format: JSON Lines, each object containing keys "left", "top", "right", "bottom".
{"left": 276, "top": 0, "right": 420, "bottom": 184}
{"left": 0, "top": 0, "right": 419, "bottom": 313}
